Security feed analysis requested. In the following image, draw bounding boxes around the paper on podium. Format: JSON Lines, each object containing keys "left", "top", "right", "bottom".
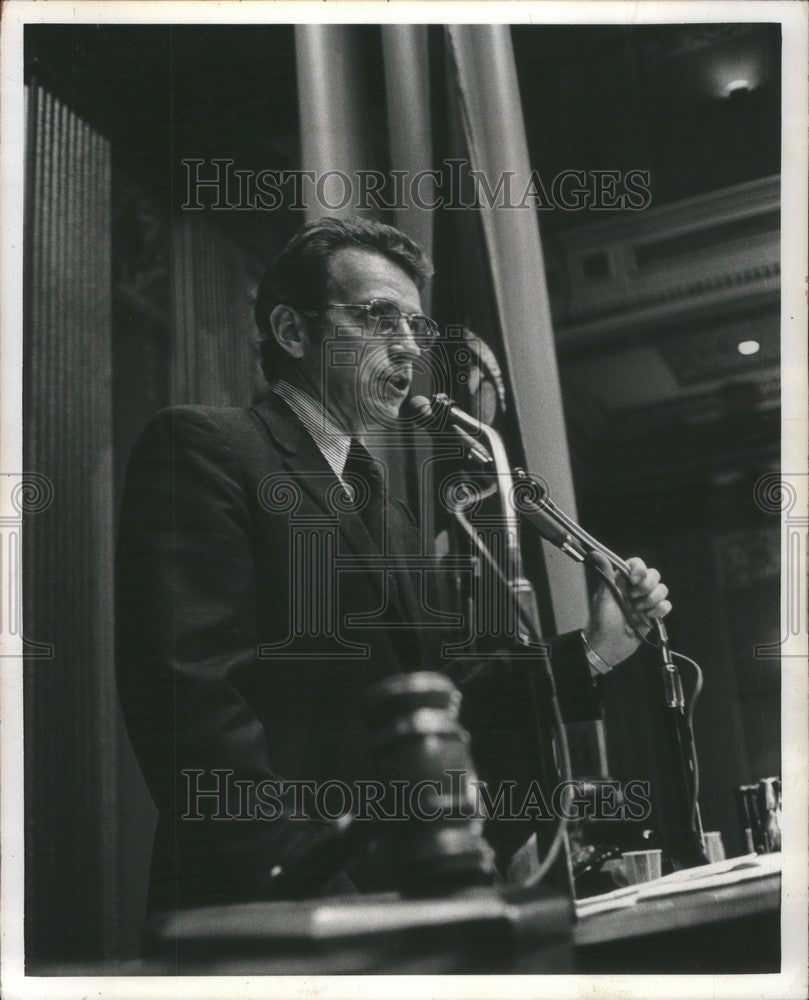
{"left": 636, "top": 851, "right": 781, "bottom": 898}
{"left": 575, "top": 852, "right": 781, "bottom": 918}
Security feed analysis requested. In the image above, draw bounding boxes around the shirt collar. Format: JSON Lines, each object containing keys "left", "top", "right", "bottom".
{"left": 272, "top": 379, "right": 352, "bottom": 481}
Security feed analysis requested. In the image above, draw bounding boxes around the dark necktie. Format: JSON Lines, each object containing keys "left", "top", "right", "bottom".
{"left": 343, "top": 438, "right": 385, "bottom": 551}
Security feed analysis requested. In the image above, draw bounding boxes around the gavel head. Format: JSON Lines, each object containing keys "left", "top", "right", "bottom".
{"left": 363, "top": 671, "right": 496, "bottom": 896}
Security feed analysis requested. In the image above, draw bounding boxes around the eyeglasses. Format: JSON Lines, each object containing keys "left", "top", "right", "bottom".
{"left": 302, "top": 299, "right": 440, "bottom": 345}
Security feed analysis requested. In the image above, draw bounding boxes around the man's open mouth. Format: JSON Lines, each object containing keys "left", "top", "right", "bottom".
{"left": 385, "top": 370, "right": 411, "bottom": 394}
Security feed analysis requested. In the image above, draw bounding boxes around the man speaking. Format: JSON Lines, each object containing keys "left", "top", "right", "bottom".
{"left": 115, "top": 217, "right": 672, "bottom": 913}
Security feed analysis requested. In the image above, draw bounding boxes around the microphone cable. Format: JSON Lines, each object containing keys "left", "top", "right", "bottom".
{"left": 585, "top": 555, "right": 704, "bottom": 832}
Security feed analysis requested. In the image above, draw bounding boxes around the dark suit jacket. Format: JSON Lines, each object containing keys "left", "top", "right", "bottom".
{"left": 115, "top": 392, "right": 601, "bottom": 911}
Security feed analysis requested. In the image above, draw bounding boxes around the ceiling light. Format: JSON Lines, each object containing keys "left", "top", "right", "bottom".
{"left": 725, "top": 78, "right": 751, "bottom": 96}
{"left": 737, "top": 340, "right": 760, "bottom": 355}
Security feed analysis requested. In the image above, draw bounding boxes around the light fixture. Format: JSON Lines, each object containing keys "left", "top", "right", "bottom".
{"left": 725, "top": 78, "right": 751, "bottom": 96}
{"left": 737, "top": 340, "right": 760, "bottom": 355}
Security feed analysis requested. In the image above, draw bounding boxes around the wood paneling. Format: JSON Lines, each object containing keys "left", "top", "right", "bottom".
{"left": 171, "top": 212, "right": 260, "bottom": 407}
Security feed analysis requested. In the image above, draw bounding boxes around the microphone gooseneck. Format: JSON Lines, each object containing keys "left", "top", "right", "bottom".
{"left": 403, "top": 394, "right": 493, "bottom": 466}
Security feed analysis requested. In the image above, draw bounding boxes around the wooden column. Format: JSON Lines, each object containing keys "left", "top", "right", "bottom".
{"left": 23, "top": 83, "right": 117, "bottom": 961}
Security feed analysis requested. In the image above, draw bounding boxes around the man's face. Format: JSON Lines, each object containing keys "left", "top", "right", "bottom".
{"left": 297, "top": 246, "right": 423, "bottom": 433}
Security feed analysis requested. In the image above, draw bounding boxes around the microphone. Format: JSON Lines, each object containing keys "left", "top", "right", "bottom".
{"left": 510, "top": 490, "right": 588, "bottom": 562}
{"left": 399, "top": 393, "right": 435, "bottom": 424}
{"left": 403, "top": 396, "right": 585, "bottom": 560}
{"left": 406, "top": 393, "right": 482, "bottom": 436}
{"left": 403, "top": 394, "right": 492, "bottom": 466}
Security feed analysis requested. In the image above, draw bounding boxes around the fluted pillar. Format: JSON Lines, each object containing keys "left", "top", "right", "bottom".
{"left": 23, "top": 83, "right": 117, "bottom": 960}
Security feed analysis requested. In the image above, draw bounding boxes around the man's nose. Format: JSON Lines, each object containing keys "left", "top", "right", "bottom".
{"left": 388, "top": 319, "right": 421, "bottom": 360}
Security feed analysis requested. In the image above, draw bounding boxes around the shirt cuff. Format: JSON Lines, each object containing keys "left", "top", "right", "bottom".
{"left": 580, "top": 629, "right": 613, "bottom": 678}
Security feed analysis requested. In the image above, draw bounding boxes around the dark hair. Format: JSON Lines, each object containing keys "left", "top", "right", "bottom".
{"left": 254, "top": 216, "right": 433, "bottom": 382}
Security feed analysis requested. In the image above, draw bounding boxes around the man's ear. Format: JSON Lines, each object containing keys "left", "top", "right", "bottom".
{"left": 269, "top": 304, "right": 308, "bottom": 360}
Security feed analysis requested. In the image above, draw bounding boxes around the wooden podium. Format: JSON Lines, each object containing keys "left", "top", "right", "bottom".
{"left": 134, "top": 867, "right": 779, "bottom": 975}
{"left": 574, "top": 869, "right": 780, "bottom": 973}
{"left": 141, "top": 887, "right": 575, "bottom": 975}
{"left": 36, "top": 862, "right": 780, "bottom": 976}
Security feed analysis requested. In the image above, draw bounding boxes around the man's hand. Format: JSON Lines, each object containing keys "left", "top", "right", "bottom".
{"left": 582, "top": 554, "right": 672, "bottom": 669}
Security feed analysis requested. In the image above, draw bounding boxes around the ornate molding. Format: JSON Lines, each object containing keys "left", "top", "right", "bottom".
{"left": 551, "top": 176, "right": 780, "bottom": 348}
{"left": 568, "top": 260, "right": 780, "bottom": 326}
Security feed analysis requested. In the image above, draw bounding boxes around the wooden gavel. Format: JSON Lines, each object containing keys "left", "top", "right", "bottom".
{"left": 363, "top": 671, "right": 497, "bottom": 896}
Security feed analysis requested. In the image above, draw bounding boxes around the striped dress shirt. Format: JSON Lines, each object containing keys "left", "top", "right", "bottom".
{"left": 272, "top": 379, "right": 353, "bottom": 486}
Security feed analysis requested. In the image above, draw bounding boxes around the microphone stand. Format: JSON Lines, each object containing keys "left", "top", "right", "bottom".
{"left": 414, "top": 392, "right": 708, "bottom": 871}
{"left": 427, "top": 394, "right": 576, "bottom": 894}
{"left": 511, "top": 469, "right": 709, "bottom": 869}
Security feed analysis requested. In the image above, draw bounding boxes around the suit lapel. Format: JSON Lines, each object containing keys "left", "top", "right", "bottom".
{"left": 250, "top": 393, "right": 410, "bottom": 623}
